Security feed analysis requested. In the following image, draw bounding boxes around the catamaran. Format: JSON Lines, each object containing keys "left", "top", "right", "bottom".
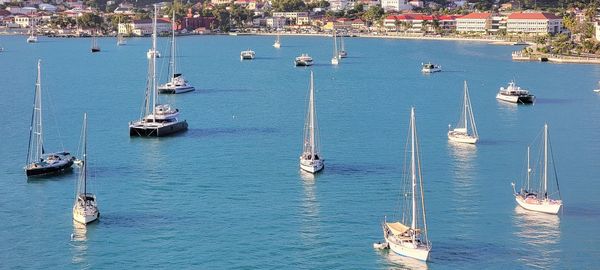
{"left": 158, "top": 10, "right": 195, "bottom": 94}
{"left": 25, "top": 60, "right": 75, "bottom": 177}
{"left": 421, "top": 62, "right": 441, "bottom": 73}
{"left": 72, "top": 113, "right": 99, "bottom": 224}
{"left": 299, "top": 71, "right": 324, "bottom": 173}
{"left": 240, "top": 49, "right": 256, "bottom": 60}
{"left": 381, "top": 107, "right": 431, "bottom": 261}
{"left": 129, "top": 4, "right": 188, "bottom": 137}
{"left": 331, "top": 30, "right": 339, "bottom": 65}
{"left": 273, "top": 33, "right": 281, "bottom": 48}
{"left": 512, "top": 124, "right": 563, "bottom": 215}
{"left": 295, "top": 54, "right": 313, "bottom": 66}
{"left": 496, "top": 80, "right": 535, "bottom": 104}
{"left": 448, "top": 81, "right": 479, "bottom": 144}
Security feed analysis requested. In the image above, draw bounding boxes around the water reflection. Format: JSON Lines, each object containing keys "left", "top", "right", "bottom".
{"left": 71, "top": 221, "right": 90, "bottom": 268}
{"left": 384, "top": 250, "right": 429, "bottom": 270}
{"left": 448, "top": 141, "right": 478, "bottom": 238}
{"left": 513, "top": 206, "right": 560, "bottom": 269}
{"left": 299, "top": 170, "right": 320, "bottom": 246}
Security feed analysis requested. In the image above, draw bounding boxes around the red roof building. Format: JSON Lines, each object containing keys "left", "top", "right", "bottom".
{"left": 507, "top": 12, "right": 562, "bottom": 34}
{"left": 456, "top": 12, "right": 492, "bottom": 32}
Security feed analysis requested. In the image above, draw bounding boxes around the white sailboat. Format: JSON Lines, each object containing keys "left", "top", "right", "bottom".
{"left": 300, "top": 71, "right": 324, "bottom": 173}
{"left": 273, "top": 32, "right": 281, "bottom": 48}
{"left": 27, "top": 26, "right": 37, "bottom": 43}
{"left": 382, "top": 107, "right": 431, "bottom": 261}
{"left": 331, "top": 30, "right": 339, "bottom": 65}
{"left": 158, "top": 10, "right": 195, "bottom": 94}
{"left": 129, "top": 4, "right": 188, "bottom": 137}
{"left": 117, "top": 33, "right": 126, "bottom": 46}
{"left": 338, "top": 33, "right": 347, "bottom": 58}
{"left": 72, "top": 113, "right": 99, "bottom": 225}
{"left": 448, "top": 81, "right": 479, "bottom": 144}
{"left": 91, "top": 31, "right": 100, "bottom": 53}
{"left": 512, "top": 124, "right": 563, "bottom": 215}
{"left": 25, "top": 60, "right": 75, "bottom": 177}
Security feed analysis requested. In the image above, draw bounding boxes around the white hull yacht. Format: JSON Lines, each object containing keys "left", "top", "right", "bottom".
{"left": 295, "top": 54, "right": 313, "bottom": 66}
{"left": 273, "top": 33, "right": 281, "bottom": 48}
{"left": 496, "top": 81, "right": 535, "bottom": 104}
{"left": 331, "top": 30, "right": 339, "bottom": 65}
{"left": 73, "top": 113, "right": 99, "bottom": 225}
{"left": 421, "top": 62, "right": 441, "bottom": 73}
{"left": 299, "top": 71, "right": 324, "bottom": 174}
{"left": 240, "top": 50, "right": 255, "bottom": 60}
{"left": 448, "top": 81, "right": 479, "bottom": 144}
{"left": 158, "top": 10, "right": 195, "bottom": 94}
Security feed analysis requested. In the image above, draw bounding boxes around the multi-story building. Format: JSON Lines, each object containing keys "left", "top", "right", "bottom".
{"left": 118, "top": 18, "right": 172, "bottom": 36}
{"left": 267, "top": 17, "right": 286, "bottom": 29}
{"left": 381, "top": 0, "right": 411, "bottom": 12}
{"left": 506, "top": 12, "right": 562, "bottom": 35}
{"left": 456, "top": 12, "right": 491, "bottom": 33}
{"left": 489, "top": 14, "right": 507, "bottom": 34}
{"left": 273, "top": 12, "right": 309, "bottom": 25}
{"left": 14, "top": 15, "right": 40, "bottom": 27}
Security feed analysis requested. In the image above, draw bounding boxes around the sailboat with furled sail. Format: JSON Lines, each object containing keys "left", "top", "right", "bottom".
{"left": 273, "top": 32, "right": 281, "bottom": 48}
{"left": 72, "top": 113, "right": 99, "bottom": 224}
{"left": 381, "top": 107, "right": 431, "bottom": 261}
{"left": 158, "top": 9, "right": 195, "bottom": 94}
{"left": 129, "top": 4, "right": 188, "bottom": 137}
{"left": 512, "top": 124, "right": 563, "bottom": 214}
{"left": 25, "top": 60, "right": 75, "bottom": 177}
{"left": 299, "top": 71, "right": 324, "bottom": 173}
{"left": 448, "top": 81, "right": 478, "bottom": 144}
{"left": 91, "top": 30, "right": 100, "bottom": 53}
{"left": 331, "top": 30, "right": 339, "bottom": 65}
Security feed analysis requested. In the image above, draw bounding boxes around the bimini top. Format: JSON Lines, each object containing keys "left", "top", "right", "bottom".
{"left": 386, "top": 222, "right": 409, "bottom": 235}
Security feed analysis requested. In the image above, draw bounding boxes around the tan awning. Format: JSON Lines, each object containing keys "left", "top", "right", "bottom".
{"left": 386, "top": 222, "right": 409, "bottom": 235}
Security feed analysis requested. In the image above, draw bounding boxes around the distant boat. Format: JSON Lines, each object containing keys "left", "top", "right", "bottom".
{"left": 25, "top": 60, "right": 75, "bottom": 177}
{"left": 382, "top": 107, "right": 431, "bottom": 261}
{"left": 421, "top": 62, "right": 441, "bottom": 73}
{"left": 448, "top": 81, "right": 479, "bottom": 144}
{"left": 117, "top": 33, "right": 126, "bottom": 46}
{"left": 273, "top": 33, "right": 281, "bottom": 48}
{"left": 27, "top": 28, "right": 37, "bottom": 43}
{"left": 91, "top": 32, "right": 100, "bottom": 53}
{"left": 512, "top": 124, "right": 563, "bottom": 215}
{"left": 496, "top": 80, "right": 535, "bottom": 104}
{"left": 331, "top": 30, "right": 339, "bottom": 65}
{"left": 295, "top": 54, "right": 313, "bottom": 67}
{"left": 72, "top": 113, "right": 100, "bottom": 225}
{"left": 158, "top": 10, "right": 195, "bottom": 94}
{"left": 129, "top": 4, "right": 188, "bottom": 137}
{"left": 299, "top": 71, "right": 324, "bottom": 173}
{"left": 240, "top": 49, "right": 255, "bottom": 60}
{"left": 338, "top": 32, "right": 347, "bottom": 58}
{"left": 594, "top": 81, "right": 600, "bottom": 93}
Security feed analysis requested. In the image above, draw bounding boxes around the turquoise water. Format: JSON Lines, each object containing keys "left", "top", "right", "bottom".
{"left": 1, "top": 35, "right": 599, "bottom": 269}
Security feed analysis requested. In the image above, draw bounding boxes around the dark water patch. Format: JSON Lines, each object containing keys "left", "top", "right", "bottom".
{"left": 431, "top": 240, "right": 511, "bottom": 264}
{"left": 535, "top": 98, "right": 572, "bottom": 104}
{"left": 185, "top": 127, "right": 278, "bottom": 138}
{"left": 99, "top": 212, "right": 174, "bottom": 228}
{"left": 323, "top": 162, "right": 396, "bottom": 176}
{"left": 563, "top": 205, "right": 600, "bottom": 218}
{"left": 197, "top": 88, "right": 254, "bottom": 94}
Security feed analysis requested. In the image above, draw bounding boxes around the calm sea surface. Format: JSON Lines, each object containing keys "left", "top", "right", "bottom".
{"left": 1, "top": 35, "right": 599, "bottom": 269}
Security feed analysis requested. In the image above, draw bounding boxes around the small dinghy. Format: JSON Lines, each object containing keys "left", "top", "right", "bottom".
{"left": 373, "top": 242, "right": 389, "bottom": 250}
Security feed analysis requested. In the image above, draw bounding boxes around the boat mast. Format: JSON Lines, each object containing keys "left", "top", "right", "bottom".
{"left": 410, "top": 107, "right": 417, "bottom": 241}
{"left": 332, "top": 30, "right": 337, "bottom": 58}
{"left": 463, "top": 81, "right": 468, "bottom": 132}
{"left": 526, "top": 146, "right": 530, "bottom": 191}
{"left": 27, "top": 60, "right": 44, "bottom": 164}
{"left": 83, "top": 113, "right": 87, "bottom": 195}
{"left": 543, "top": 123, "right": 548, "bottom": 200}
{"left": 309, "top": 71, "right": 315, "bottom": 157}
{"left": 170, "top": 9, "right": 176, "bottom": 79}
{"left": 151, "top": 4, "right": 158, "bottom": 115}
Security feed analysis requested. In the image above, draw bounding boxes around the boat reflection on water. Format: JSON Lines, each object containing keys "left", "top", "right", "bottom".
{"left": 299, "top": 170, "right": 320, "bottom": 245}
{"left": 513, "top": 206, "right": 560, "bottom": 269}
{"left": 382, "top": 249, "right": 429, "bottom": 270}
{"left": 71, "top": 221, "right": 89, "bottom": 266}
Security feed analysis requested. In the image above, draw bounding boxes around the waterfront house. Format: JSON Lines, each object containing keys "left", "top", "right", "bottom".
{"left": 118, "top": 18, "right": 172, "bottom": 36}
{"left": 381, "top": 0, "right": 412, "bottom": 12}
{"left": 456, "top": 12, "right": 491, "bottom": 33}
{"left": 506, "top": 12, "right": 562, "bottom": 35}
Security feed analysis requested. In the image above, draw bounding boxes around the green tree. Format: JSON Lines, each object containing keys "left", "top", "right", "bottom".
{"left": 362, "top": 6, "right": 384, "bottom": 23}
{"left": 77, "top": 13, "right": 103, "bottom": 29}
{"left": 271, "top": 0, "right": 306, "bottom": 12}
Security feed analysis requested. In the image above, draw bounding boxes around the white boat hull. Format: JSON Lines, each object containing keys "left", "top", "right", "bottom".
{"left": 421, "top": 68, "right": 441, "bottom": 73}
{"left": 73, "top": 206, "right": 99, "bottom": 224}
{"left": 385, "top": 237, "right": 430, "bottom": 261}
{"left": 331, "top": 58, "right": 339, "bottom": 65}
{"left": 515, "top": 196, "right": 562, "bottom": 215}
{"left": 158, "top": 85, "right": 195, "bottom": 94}
{"left": 448, "top": 131, "right": 478, "bottom": 144}
{"left": 496, "top": 93, "right": 535, "bottom": 103}
{"left": 300, "top": 158, "right": 324, "bottom": 173}
{"left": 273, "top": 43, "right": 280, "bottom": 48}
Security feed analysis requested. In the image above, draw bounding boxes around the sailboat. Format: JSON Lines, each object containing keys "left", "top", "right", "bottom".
{"left": 512, "top": 124, "right": 563, "bottom": 215}
{"left": 25, "top": 60, "right": 75, "bottom": 177}
{"left": 91, "top": 30, "right": 100, "bottom": 52}
{"left": 158, "top": 10, "right": 195, "bottom": 94}
{"left": 448, "top": 81, "right": 479, "bottom": 144}
{"left": 129, "top": 4, "right": 188, "bottom": 137}
{"left": 381, "top": 107, "right": 431, "bottom": 261}
{"left": 117, "top": 17, "right": 126, "bottom": 46}
{"left": 27, "top": 26, "right": 37, "bottom": 43}
{"left": 72, "top": 113, "right": 99, "bottom": 224}
{"left": 299, "top": 71, "right": 324, "bottom": 173}
{"left": 331, "top": 30, "right": 339, "bottom": 65}
{"left": 338, "top": 32, "right": 347, "bottom": 58}
{"left": 273, "top": 32, "right": 281, "bottom": 48}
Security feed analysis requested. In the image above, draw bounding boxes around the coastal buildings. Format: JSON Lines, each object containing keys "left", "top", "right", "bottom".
{"left": 118, "top": 18, "right": 172, "bottom": 36}
{"left": 381, "top": 0, "right": 412, "bottom": 12}
{"left": 456, "top": 12, "right": 492, "bottom": 33}
{"left": 506, "top": 12, "right": 562, "bottom": 35}
{"left": 273, "top": 12, "right": 309, "bottom": 25}
{"left": 383, "top": 14, "right": 458, "bottom": 33}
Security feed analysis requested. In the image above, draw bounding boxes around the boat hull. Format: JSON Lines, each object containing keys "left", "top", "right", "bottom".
{"left": 158, "top": 86, "right": 195, "bottom": 94}
{"left": 515, "top": 196, "right": 562, "bottom": 214}
{"left": 129, "top": 121, "right": 188, "bottom": 137}
{"left": 496, "top": 93, "right": 535, "bottom": 104}
{"left": 331, "top": 58, "right": 339, "bottom": 65}
{"left": 448, "top": 131, "right": 478, "bottom": 144}
{"left": 26, "top": 156, "right": 74, "bottom": 177}
{"left": 91, "top": 48, "right": 100, "bottom": 53}
{"left": 73, "top": 206, "right": 99, "bottom": 224}
{"left": 295, "top": 61, "right": 313, "bottom": 67}
{"left": 384, "top": 236, "right": 430, "bottom": 261}
{"left": 300, "top": 159, "right": 324, "bottom": 173}
{"left": 273, "top": 43, "right": 281, "bottom": 48}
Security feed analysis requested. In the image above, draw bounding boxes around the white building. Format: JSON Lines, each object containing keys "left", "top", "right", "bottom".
{"left": 118, "top": 18, "right": 172, "bottom": 36}
{"left": 381, "top": 0, "right": 411, "bottom": 12}
{"left": 506, "top": 12, "right": 562, "bottom": 35}
{"left": 596, "top": 22, "right": 600, "bottom": 41}
{"left": 328, "top": 0, "right": 349, "bottom": 11}
{"left": 456, "top": 12, "right": 491, "bottom": 33}
{"left": 266, "top": 17, "right": 286, "bottom": 29}
{"left": 273, "top": 12, "right": 309, "bottom": 25}
{"left": 14, "top": 15, "right": 40, "bottom": 27}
